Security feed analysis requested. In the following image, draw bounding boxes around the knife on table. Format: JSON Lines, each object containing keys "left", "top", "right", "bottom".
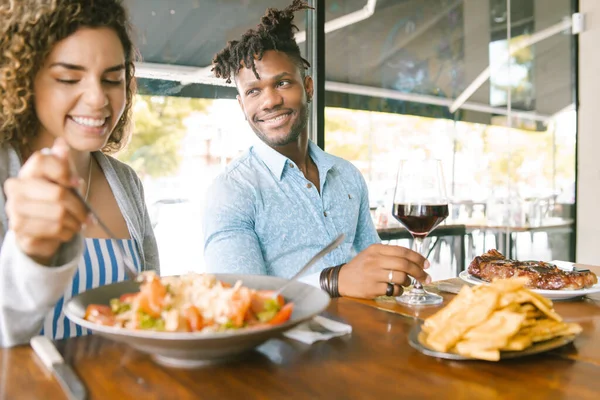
{"left": 30, "top": 336, "right": 87, "bottom": 400}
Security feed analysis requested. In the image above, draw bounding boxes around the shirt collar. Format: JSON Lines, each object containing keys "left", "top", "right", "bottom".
{"left": 307, "top": 140, "right": 336, "bottom": 177}
{"left": 251, "top": 139, "right": 289, "bottom": 180}
{"left": 251, "top": 139, "right": 337, "bottom": 181}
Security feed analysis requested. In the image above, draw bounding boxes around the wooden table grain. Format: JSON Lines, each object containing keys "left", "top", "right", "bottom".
{"left": 2, "top": 289, "right": 600, "bottom": 399}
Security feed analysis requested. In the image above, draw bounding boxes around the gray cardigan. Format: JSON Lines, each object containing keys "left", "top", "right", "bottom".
{"left": 0, "top": 144, "right": 159, "bottom": 347}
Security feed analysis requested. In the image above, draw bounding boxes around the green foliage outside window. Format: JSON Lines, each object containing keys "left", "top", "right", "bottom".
{"left": 117, "top": 95, "right": 210, "bottom": 179}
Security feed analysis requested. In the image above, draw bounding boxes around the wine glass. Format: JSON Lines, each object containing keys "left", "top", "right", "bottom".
{"left": 392, "top": 159, "right": 449, "bottom": 306}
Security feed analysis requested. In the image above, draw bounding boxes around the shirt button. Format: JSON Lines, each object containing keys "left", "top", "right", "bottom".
{"left": 289, "top": 164, "right": 295, "bottom": 168}
{"left": 307, "top": 183, "right": 313, "bottom": 189}
{"left": 323, "top": 211, "right": 328, "bottom": 217}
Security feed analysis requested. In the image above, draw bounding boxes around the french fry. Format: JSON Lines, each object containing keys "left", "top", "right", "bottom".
{"left": 501, "top": 333, "right": 533, "bottom": 351}
{"left": 463, "top": 310, "right": 525, "bottom": 343}
{"left": 424, "top": 286, "right": 499, "bottom": 352}
{"left": 454, "top": 341, "right": 501, "bottom": 361}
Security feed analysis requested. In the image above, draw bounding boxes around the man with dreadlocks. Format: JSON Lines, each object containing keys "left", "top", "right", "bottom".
{"left": 203, "top": 0, "right": 431, "bottom": 299}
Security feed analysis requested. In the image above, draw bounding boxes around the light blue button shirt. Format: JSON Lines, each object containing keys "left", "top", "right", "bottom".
{"left": 202, "top": 139, "right": 381, "bottom": 281}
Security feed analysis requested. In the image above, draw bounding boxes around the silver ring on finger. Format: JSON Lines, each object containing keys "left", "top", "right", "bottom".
{"left": 388, "top": 269, "right": 393, "bottom": 284}
{"left": 385, "top": 282, "right": 394, "bottom": 296}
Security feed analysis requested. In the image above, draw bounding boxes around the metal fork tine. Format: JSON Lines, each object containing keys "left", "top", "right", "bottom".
{"left": 70, "top": 188, "right": 140, "bottom": 280}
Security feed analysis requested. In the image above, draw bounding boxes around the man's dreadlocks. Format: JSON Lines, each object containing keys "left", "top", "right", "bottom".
{"left": 212, "top": 0, "right": 313, "bottom": 84}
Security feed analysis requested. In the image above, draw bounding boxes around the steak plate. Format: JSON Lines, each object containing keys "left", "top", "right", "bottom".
{"left": 467, "top": 250, "right": 598, "bottom": 290}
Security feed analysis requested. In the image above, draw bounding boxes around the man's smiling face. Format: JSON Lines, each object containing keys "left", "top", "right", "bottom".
{"left": 236, "top": 50, "right": 313, "bottom": 147}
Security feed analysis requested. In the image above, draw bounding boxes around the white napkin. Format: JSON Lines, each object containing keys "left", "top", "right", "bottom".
{"left": 283, "top": 316, "right": 352, "bottom": 344}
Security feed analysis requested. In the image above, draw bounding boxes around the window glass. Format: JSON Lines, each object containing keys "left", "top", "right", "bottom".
{"left": 122, "top": 1, "right": 576, "bottom": 277}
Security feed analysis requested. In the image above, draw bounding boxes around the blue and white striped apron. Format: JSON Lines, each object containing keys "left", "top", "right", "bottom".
{"left": 40, "top": 238, "right": 141, "bottom": 340}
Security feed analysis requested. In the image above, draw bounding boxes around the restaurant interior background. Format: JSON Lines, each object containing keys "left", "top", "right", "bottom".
{"left": 121, "top": 0, "right": 578, "bottom": 279}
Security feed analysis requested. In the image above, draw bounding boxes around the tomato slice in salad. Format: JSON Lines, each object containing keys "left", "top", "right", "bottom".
{"left": 268, "top": 302, "right": 294, "bottom": 325}
{"left": 119, "top": 293, "right": 138, "bottom": 303}
{"left": 84, "top": 305, "right": 116, "bottom": 326}
{"left": 134, "top": 278, "right": 167, "bottom": 318}
{"left": 183, "top": 306, "right": 204, "bottom": 331}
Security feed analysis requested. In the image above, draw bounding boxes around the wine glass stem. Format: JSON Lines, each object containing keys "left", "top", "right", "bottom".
{"left": 412, "top": 236, "right": 426, "bottom": 290}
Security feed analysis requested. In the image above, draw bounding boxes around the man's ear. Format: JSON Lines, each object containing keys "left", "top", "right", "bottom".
{"left": 236, "top": 94, "right": 247, "bottom": 120}
{"left": 304, "top": 75, "right": 314, "bottom": 103}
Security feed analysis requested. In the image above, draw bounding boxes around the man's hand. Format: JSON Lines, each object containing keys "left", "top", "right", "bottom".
{"left": 337, "top": 243, "right": 431, "bottom": 299}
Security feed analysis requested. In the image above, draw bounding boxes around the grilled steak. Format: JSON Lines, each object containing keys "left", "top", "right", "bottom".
{"left": 468, "top": 250, "right": 598, "bottom": 290}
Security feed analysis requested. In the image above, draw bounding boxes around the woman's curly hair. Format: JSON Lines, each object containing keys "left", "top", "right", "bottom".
{"left": 0, "top": 0, "right": 138, "bottom": 154}
{"left": 212, "top": 0, "right": 313, "bottom": 84}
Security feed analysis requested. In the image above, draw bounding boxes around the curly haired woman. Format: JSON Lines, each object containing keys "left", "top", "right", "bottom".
{"left": 0, "top": 0, "right": 159, "bottom": 347}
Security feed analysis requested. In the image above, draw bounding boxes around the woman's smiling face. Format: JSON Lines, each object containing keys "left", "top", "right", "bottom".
{"left": 33, "top": 27, "right": 127, "bottom": 151}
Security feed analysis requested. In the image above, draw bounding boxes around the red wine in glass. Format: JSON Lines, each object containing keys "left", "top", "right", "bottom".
{"left": 392, "top": 159, "right": 449, "bottom": 306}
{"left": 392, "top": 204, "right": 449, "bottom": 239}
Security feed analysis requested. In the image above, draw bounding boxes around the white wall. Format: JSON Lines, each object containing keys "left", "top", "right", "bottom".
{"left": 577, "top": 0, "right": 600, "bottom": 263}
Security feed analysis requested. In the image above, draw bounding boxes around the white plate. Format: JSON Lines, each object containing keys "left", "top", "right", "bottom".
{"left": 458, "top": 271, "right": 600, "bottom": 300}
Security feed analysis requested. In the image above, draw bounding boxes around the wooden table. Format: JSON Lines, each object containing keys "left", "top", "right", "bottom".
{"left": 2, "top": 272, "right": 600, "bottom": 399}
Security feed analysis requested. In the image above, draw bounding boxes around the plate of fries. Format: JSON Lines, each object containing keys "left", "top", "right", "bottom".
{"left": 409, "top": 278, "right": 582, "bottom": 361}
